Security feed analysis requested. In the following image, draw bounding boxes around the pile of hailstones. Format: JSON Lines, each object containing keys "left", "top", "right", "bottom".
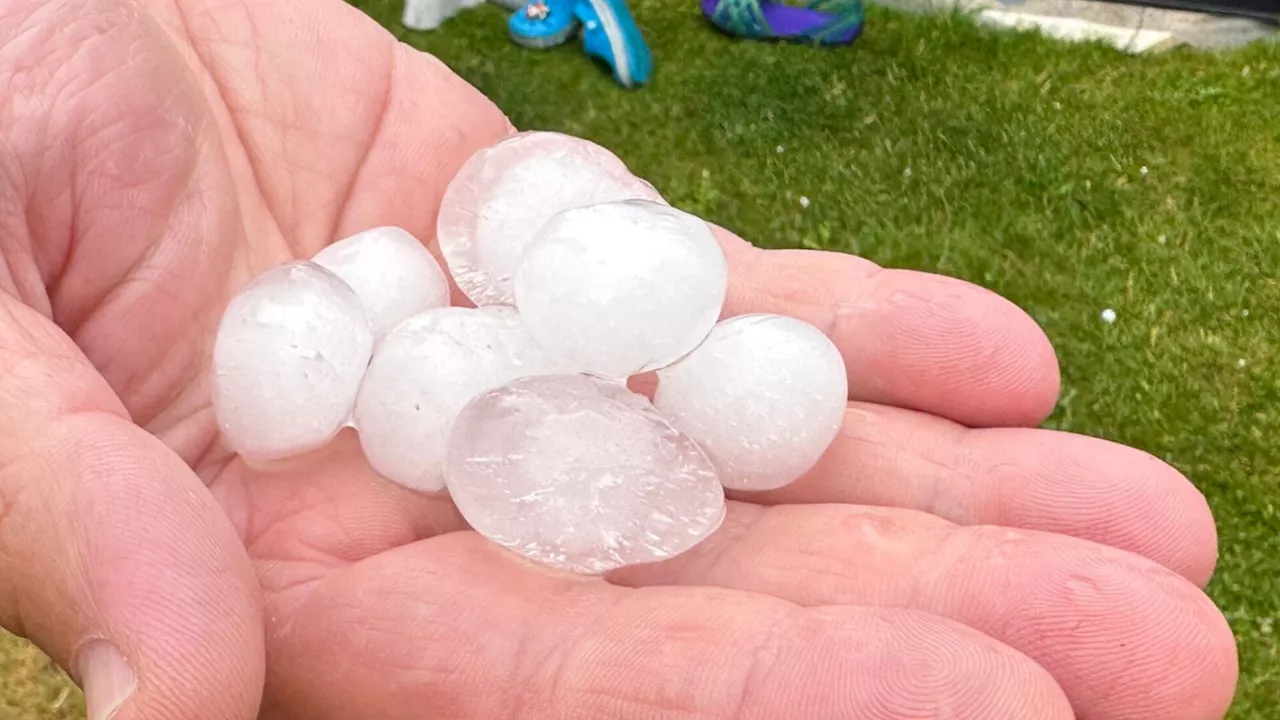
{"left": 213, "top": 131, "right": 847, "bottom": 575}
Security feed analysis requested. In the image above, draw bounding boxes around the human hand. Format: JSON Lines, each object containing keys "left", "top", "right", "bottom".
{"left": 0, "top": 0, "right": 1237, "bottom": 718}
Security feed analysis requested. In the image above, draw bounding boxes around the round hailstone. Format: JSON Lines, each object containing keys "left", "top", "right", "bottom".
{"left": 311, "top": 226, "right": 450, "bottom": 341}
{"left": 654, "top": 314, "right": 848, "bottom": 492}
{"left": 353, "top": 306, "right": 575, "bottom": 493}
{"left": 446, "top": 373, "right": 726, "bottom": 574}
{"left": 436, "top": 131, "right": 665, "bottom": 307}
{"left": 212, "top": 261, "right": 374, "bottom": 461}
{"left": 514, "top": 199, "right": 727, "bottom": 379}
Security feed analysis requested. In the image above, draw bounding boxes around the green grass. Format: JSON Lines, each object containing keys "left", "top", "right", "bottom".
{"left": 0, "top": 632, "right": 83, "bottom": 719}
{"left": 4, "top": 1, "right": 1279, "bottom": 717}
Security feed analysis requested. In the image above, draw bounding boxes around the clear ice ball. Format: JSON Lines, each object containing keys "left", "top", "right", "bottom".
{"left": 654, "top": 314, "right": 848, "bottom": 491}
{"left": 446, "top": 373, "right": 726, "bottom": 574}
{"left": 514, "top": 199, "right": 727, "bottom": 380}
{"left": 436, "top": 131, "right": 665, "bottom": 307}
{"left": 311, "top": 226, "right": 450, "bottom": 341}
{"left": 212, "top": 261, "right": 374, "bottom": 461}
{"left": 353, "top": 306, "right": 575, "bottom": 493}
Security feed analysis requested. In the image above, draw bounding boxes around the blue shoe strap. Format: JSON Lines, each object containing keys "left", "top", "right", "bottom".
{"left": 576, "top": 0, "right": 652, "bottom": 87}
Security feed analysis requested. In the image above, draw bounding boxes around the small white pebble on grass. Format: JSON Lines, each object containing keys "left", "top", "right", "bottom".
{"left": 1242, "top": 309, "right": 1251, "bottom": 317}
{"left": 799, "top": 196, "right": 810, "bottom": 209}
{"left": 1101, "top": 308, "right": 1117, "bottom": 324}
{"left": 1237, "top": 358, "right": 1249, "bottom": 368}
{"left": 1140, "top": 166, "right": 1149, "bottom": 176}
{"left": 776, "top": 145, "right": 785, "bottom": 154}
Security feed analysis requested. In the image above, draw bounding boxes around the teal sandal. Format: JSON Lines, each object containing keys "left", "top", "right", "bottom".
{"left": 508, "top": 0, "right": 653, "bottom": 88}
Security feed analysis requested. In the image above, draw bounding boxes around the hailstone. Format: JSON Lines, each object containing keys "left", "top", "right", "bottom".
{"left": 353, "top": 306, "right": 575, "bottom": 492}
{"left": 654, "top": 314, "right": 847, "bottom": 491}
{"left": 311, "top": 226, "right": 450, "bottom": 341}
{"left": 514, "top": 199, "right": 727, "bottom": 379}
{"left": 212, "top": 261, "right": 374, "bottom": 461}
{"left": 436, "top": 131, "right": 665, "bottom": 307}
{"left": 446, "top": 373, "right": 726, "bottom": 574}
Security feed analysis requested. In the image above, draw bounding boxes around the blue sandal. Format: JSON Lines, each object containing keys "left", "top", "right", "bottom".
{"left": 508, "top": 0, "right": 653, "bottom": 88}
{"left": 575, "top": 0, "right": 653, "bottom": 88}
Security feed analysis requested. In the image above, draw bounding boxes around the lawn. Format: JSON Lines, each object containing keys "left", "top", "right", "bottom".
{"left": 3, "top": 0, "right": 1278, "bottom": 717}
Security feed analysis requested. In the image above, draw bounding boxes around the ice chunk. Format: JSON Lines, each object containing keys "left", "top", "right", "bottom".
{"left": 446, "top": 374, "right": 726, "bottom": 574}
{"left": 312, "top": 226, "right": 451, "bottom": 342}
{"left": 654, "top": 314, "right": 847, "bottom": 491}
{"left": 514, "top": 199, "right": 727, "bottom": 379}
{"left": 437, "top": 131, "right": 664, "bottom": 306}
{"left": 353, "top": 306, "right": 574, "bottom": 492}
{"left": 212, "top": 261, "right": 374, "bottom": 461}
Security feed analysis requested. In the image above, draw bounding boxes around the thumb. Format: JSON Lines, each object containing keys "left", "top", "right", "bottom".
{"left": 0, "top": 294, "right": 263, "bottom": 719}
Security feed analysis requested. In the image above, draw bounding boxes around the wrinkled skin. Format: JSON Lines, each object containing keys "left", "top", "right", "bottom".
{"left": 0, "top": 1, "right": 1238, "bottom": 718}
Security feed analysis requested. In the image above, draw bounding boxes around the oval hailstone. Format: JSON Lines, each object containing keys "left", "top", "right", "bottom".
{"left": 212, "top": 261, "right": 374, "bottom": 461}
{"left": 353, "top": 306, "right": 575, "bottom": 493}
{"left": 311, "top": 226, "right": 451, "bottom": 341}
{"left": 514, "top": 199, "right": 728, "bottom": 379}
{"left": 436, "top": 131, "right": 665, "bottom": 307}
{"left": 654, "top": 314, "right": 848, "bottom": 491}
{"left": 446, "top": 374, "right": 726, "bottom": 574}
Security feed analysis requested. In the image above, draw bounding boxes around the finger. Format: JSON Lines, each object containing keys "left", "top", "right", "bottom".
{"left": 734, "top": 402, "right": 1217, "bottom": 586}
{"left": 0, "top": 296, "right": 264, "bottom": 720}
{"left": 263, "top": 532, "right": 1072, "bottom": 720}
{"left": 613, "top": 503, "right": 1238, "bottom": 720}
{"left": 711, "top": 227, "right": 1060, "bottom": 428}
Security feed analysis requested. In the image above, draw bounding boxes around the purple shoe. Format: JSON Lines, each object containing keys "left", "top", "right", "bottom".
{"left": 701, "top": 0, "right": 864, "bottom": 45}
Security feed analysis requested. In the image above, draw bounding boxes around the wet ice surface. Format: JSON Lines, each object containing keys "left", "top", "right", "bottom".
{"left": 353, "top": 306, "right": 577, "bottom": 492}
{"left": 436, "top": 131, "right": 665, "bottom": 307}
{"left": 212, "top": 261, "right": 374, "bottom": 461}
{"left": 446, "top": 374, "right": 727, "bottom": 574}
{"left": 655, "top": 314, "right": 848, "bottom": 491}
{"left": 514, "top": 199, "right": 727, "bottom": 379}
{"left": 312, "top": 226, "right": 451, "bottom": 341}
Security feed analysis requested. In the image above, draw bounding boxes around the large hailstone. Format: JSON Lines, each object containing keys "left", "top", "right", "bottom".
{"left": 311, "top": 226, "right": 450, "bottom": 341}
{"left": 353, "top": 306, "right": 574, "bottom": 493}
{"left": 654, "top": 314, "right": 848, "bottom": 491}
{"left": 436, "top": 131, "right": 665, "bottom": 307}
{"left": 446, "top": 374, "right": 726, "bottom": 574}
{"left": 514, "top": 199, "right": 728, "bottom": 379}
{"left": 212, "top": 261, "right": 374, "bottom": 461}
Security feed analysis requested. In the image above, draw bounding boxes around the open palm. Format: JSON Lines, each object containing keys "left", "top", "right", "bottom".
{"left": 0, "top": 0, "right": 1237, "bottom": 718}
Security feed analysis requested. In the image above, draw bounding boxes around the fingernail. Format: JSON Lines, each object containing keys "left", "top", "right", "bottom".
{"left": 76, "top": 639, "right": 136, "bottom": 720}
